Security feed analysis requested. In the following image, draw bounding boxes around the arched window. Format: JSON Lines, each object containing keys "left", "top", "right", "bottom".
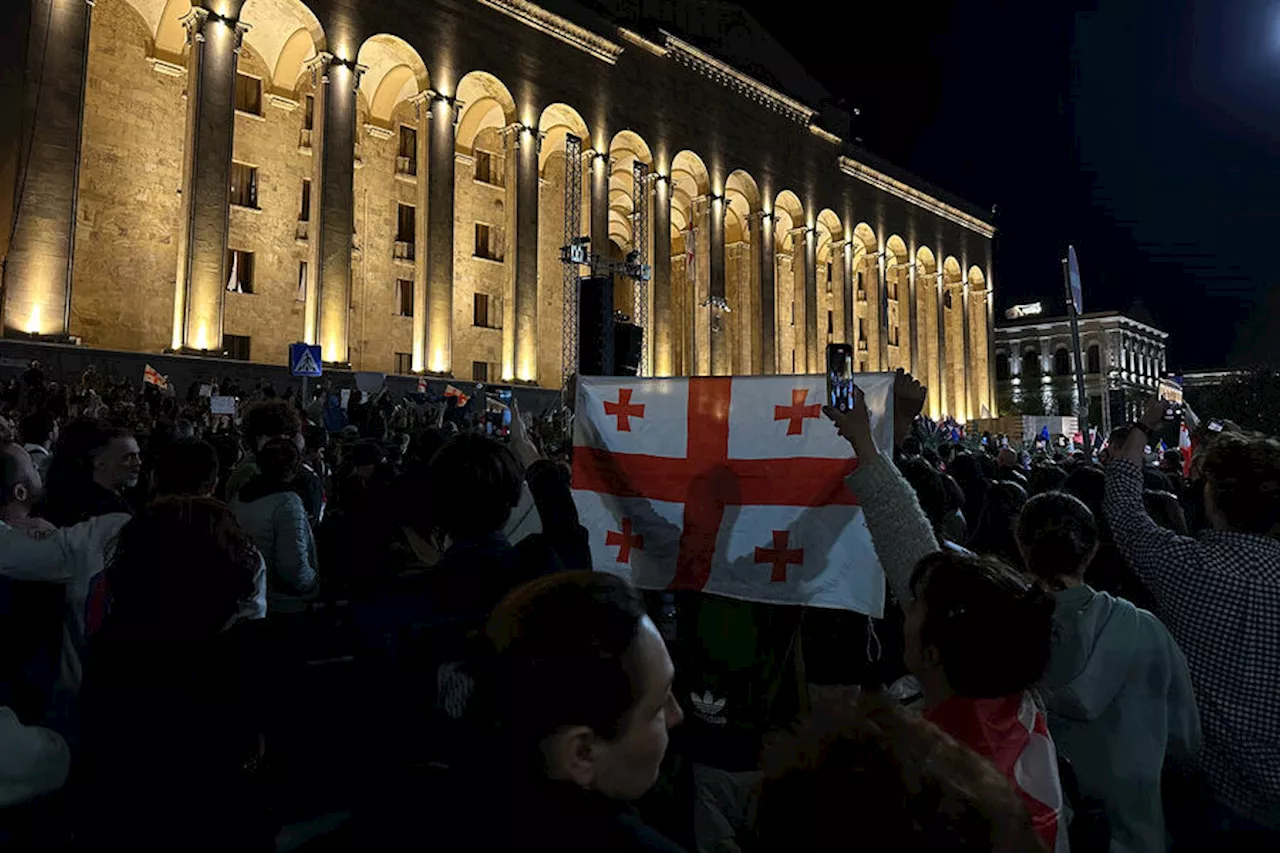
{"left": 996, "top": 352, "right": 1010, "bottom": 380}
{"left": 1087, "top": 344, "right": 1101, "bottom": 374}
{"left": 1022, "top": 350, "right": 1040, "bottom": 378}
{"left": 1054, "top": 349, "right": 1071, "bottom": 376}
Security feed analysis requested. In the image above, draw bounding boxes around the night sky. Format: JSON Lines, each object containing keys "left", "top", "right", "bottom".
{"left": 752, "top": 0, "right": 1280, "bottom": 370}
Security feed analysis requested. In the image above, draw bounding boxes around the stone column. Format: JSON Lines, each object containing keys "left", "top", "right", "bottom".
{"left": 757, "top": 211, "right": 776, "bottom": 374}
{"left": 409, "top": 92, "right": 429, "bottom": 372}
{"left": 802, "top": 227, "right": 818, "bottom": 372}
{"left": 908, "top": 260, "right": 920, "bottom": 379}
{"left": 691, "top": 195, "right": 711, "bottom": 375}
{"left": 787, "top": 227, "right": 807, "bottom": 374}
{"left": 589, "top": 150, "right": 609, "bottom": 263}
{"left": 651, "top": 174, "right": 672, "bottom": 376}
{"left": 961, "top": 283, "right": 973, "bottom": 421}
{"left": 708, "top": 194, "right": 728, "bottom": 376}
{"left": 877, "top": 251, "right": 890, "bottom": 371}
{"left": 935, "top": 272, "right": 947, "bottom": 415}
{"left": 424, "top": 91, "right": 458, "bottom": 375}
{"left": 306, "top": 53, "right": 361, "bottom": 366}
{"left": 3, "top": 0, "right": 96, "bottom": 339}
{"left": 168, "top": 5, "right": 247, "bottom": 353}
{"left": 841, "top": 240, "right": 854, "bottom": 346}
{"left": 502, "top": 123, "right": 540, "bottom": 382}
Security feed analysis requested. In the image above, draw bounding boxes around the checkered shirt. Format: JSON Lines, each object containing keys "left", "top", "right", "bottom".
{"left": 1104, "top": 459, "right": 1280, "bottom": 827}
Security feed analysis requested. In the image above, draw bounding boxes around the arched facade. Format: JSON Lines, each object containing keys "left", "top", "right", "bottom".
{"left": 6, "top": 0, "right": 995, "bottom": 418}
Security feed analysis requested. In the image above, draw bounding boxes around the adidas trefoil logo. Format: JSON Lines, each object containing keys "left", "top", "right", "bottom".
{"left": 690, "top": 689, "right": 728, "bottom": 726}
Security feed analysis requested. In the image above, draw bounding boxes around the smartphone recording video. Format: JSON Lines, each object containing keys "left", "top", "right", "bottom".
{"left": 826, "top": 343, "right": 855, "bottom": 413}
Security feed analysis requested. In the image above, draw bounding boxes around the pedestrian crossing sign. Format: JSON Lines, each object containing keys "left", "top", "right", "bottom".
{"left": 290, "top": 342, "right": 323, "bottom": 377}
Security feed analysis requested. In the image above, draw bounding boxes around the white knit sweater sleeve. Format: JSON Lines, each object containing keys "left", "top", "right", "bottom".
{"left": 845, "top": 451, "right": 940, "bottom": 607}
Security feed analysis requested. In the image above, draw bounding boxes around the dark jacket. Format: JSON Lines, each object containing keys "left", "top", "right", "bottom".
{"left": 44, "top": 482, "right": 131, "bottom": 528}
{"left": 482, "top": 781, "right": 687, "bottom": 853}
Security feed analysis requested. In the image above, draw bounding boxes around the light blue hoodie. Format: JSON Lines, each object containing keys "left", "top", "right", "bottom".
{"left": 1043, "top": 585, "right": 1201, "bottom": 853}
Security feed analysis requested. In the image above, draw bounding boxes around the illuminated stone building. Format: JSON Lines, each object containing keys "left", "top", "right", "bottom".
{"left": 2, "top": 0, "right": 997, "bottom": 420}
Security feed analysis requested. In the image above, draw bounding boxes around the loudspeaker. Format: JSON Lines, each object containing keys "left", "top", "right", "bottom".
{"left": 614, "top": 322, "right": 643, "bottom": 376}
{"left": 577, "top": 276, "right": 614, "bottom": 377}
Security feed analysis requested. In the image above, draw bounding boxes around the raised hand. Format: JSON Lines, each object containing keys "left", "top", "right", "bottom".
{"left": 823, "top": 386, "right": 875, "bottom": 458}
{"left": 893, "top": 368, "right": 927, "bottom": 449}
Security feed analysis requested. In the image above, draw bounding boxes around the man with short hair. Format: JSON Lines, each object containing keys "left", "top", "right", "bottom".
{"left": 86, "top": 426, "right": 140, "bottom": 519}
{"left": 1105, "top": 400, "right": 1280, "bottom": 840}
{"left": 0, "top": 443, "right": 129, "bottom": 697}
{"left": 225, "top": 400, "right": 322, "bottom": 520}
{"left": 155, "top": 438, "right": 219, "bottom": 498}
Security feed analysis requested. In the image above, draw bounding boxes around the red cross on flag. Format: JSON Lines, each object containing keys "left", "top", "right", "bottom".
{"left": 573, "top": 374, "right": 896, "bottom": 616}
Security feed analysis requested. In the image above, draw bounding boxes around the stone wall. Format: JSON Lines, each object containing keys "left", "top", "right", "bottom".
{"left": 71, "top": 0, "right": 183, "bottom": 353}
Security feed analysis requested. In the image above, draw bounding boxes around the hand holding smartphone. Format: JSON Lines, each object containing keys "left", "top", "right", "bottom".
{"left": 826, "top": 343, "right": 856, "bottom": 413}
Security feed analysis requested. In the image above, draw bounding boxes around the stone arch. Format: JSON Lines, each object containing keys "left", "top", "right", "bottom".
{"left": 725, "top": 170, "right": 761, "bottom": 373}
{"left": 884, "top": 235, "right": 908, "bottom": 370}
{"left": 772, "top": 190, "right": 804, "bottom": 373}
{"left": 916, "top": 246, "right": 940, "bottom": 417}
{"left": 968, "top": 266, "right": 986, "bottom": 289}
{"left": 240, "top": 0, "right": 327, "bottom": 96}
{"left": 608, "top": 130, "right": 653, "bottom": 251}
{"left": 115, "top": 0, "right": 189, "bottom": 59}
{"left": 356, "top": 35, "right": 429, "bottom": 127}
{"left": 851, "top": 222, "right": 878, "bottom": 368}
{"left": 670, "top": 151, "right": 710, "bottom": 375}
{"left": 538, "top": 103, "right": 589, "bottom": 173}
{"left": 942, "top": 256, "right": 966, "bottom": 419}
{"left": 815, "top": 209, "right": 842, "bottom": 348}
{"left": 455, "top": 71, "right": 517, "bottom": 152}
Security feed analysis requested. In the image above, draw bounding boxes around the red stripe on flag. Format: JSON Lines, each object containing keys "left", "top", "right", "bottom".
{"left": 573, "top": 377, "right": 860, "bottom": 592}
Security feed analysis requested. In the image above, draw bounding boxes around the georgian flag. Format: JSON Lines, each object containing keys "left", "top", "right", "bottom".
{"left": 572, "top": 374, "right": 896, "bottom": 616}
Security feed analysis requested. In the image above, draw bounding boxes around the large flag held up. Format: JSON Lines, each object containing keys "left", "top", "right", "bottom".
{"left": 572, "top": 374, "right": 896, "bottom": 617}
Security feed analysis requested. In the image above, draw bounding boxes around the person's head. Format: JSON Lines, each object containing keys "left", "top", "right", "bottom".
{"left": 0, "top": 442, "right": 43, "bottom": 513}
{"left": 901, "top": 436, "right": 922, "bottom": 457}
{"left": 427, "top": 433, "right": 523, "bottom": 541}
{"left": 105, "top": 497, "right": 259, "bottom": 636}
{"left": 154, "top": 438, "right": 219, "bottom": 497}
{"left": 243, "top": 399, "right": 302, "bottom": 452}
{"left": 996, "top": 447, "right": 1017, "bottom": 469}
{"left": 19, "top": 410, "right": 57, "bottom": 449}
{"left": 1202, "top": 433, "right": 1280, "bottom": 533}
{"left": 904, "top": 551, "right": 1054, "bottom": 700}
{"left": 1016, "top": 491, "right": 1099, "bottom": 586}
{"left": 1143, "top": 489, "right": 1189, "bottom": 536}
{"left": 1027, "top": 463, "right": 1067, "bottom": 495}
{"left": 1062, "top": 464, "right": 1105, "bottom": 521}
{"left": 256, "top": 436, "right": 300, "bottom": 485}
{"left": 91, "top": 426, "right": 141, "bottom": 493}
{"left": 484, "top": 572, "right": 682, "bottom": 799}
{"left": 350, "top": 440, "right": 383, "bottom": 477}
{"left": 756, "top": 691, "right": 1043, "bottom": 853}
{"left": 900, "top": 457, "right": 947, "bottom": 528}
{"left": 1160, "top": 448, "right": 1184, "bottom": 474}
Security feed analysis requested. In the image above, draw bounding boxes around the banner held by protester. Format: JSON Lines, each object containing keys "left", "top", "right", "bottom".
{"left": 572, "top": 373, "right": 896, "bottom": 617}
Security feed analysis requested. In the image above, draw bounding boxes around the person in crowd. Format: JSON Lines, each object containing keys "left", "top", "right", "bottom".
{"left": 1018, "top": 490, "right": 1200, "bottom": 852}
{"left": 43, "top": 419, "right": 138, "bottom": 526}
{"left": 947, "top": 451, "right": 990, "bottom": 538}
{"left": 77, "top": 498, "right": 274, "bottom": 852}
{"left": 1063, "top": 464, "right": 1157, "bottom": 612}
{"left": 19, "top": 410, "right": 57, "bottom": 481}
{"left": 230, "top": 437, "right": 318, "bottom": 613}
{"left": 827, "top": 384, "right": 1067, "bottom": 853}
{"left": 1028, "top": 462, "right": 1068, "bottom": 495}
{"left": 0, "top": 704, "right": 69, "bottom": 809}
{"left": 225, "top": 399, "right": 322, "bottom": 521}
{"left": 755, "top": 691, "right": 1045, "bottom": 853}
{"left": 474, "top": 571, "right": 685, "bottom": 852}
{"left": 996, "top": 446, "right": 1029, "bottom": 487}
{"left": 1105, "top": 401, "right": 1280, "bottom": 842}
{"left": 1159, "top": 449, "right": 1185, "bottom": 494}
{"left": 1142, "top": 489, "right": 1189, "bottom": 537}
{"left": 154, "top": 437, "right": 219, "bottom": 498}
{"left": 898, "top": 456, "right": 968, "bottom": 548}
{"left": 0, "top": 442, "right": 130, "bottom": 697}
{"left": 968, "top": 480, "right": 1029, "bottom": 568}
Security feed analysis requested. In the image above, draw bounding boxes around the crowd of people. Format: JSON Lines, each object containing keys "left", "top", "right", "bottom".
{"left": 0, "top": 358, "right": 1276, "bottom": 851}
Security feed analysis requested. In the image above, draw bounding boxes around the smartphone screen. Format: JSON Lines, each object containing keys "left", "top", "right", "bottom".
{"left": 826, "top": 343, "right": 855, "bottom": 413}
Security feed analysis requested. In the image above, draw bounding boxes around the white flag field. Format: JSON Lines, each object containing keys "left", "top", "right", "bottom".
{"left": 572, "top": 373, "right": 896, "bottom": 618}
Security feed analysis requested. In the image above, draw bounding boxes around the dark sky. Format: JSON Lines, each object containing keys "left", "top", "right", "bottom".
{"left": 749, "top": 0, "right": 1280, "bottom": 370}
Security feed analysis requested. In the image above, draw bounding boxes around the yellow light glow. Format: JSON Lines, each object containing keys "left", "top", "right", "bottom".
{"left": 194, "top": 321, "right": 209, "bottom": 351}
{"left": 430, "top": 347, "right": 448, "bottom": 374}
{"left": 25, "top": 304, "right": 41, "bottom": 335}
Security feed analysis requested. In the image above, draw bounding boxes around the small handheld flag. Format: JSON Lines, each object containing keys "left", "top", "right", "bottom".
{"left": 142, "top": 364, "right": 168, "bottom": 390}
{"left": 444, "top": 384, "right": 470, "bottom": 407}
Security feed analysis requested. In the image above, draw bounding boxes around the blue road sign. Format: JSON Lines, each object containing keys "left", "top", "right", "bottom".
{"left": 290, "top": 343, "right": 323, "bottom": 377}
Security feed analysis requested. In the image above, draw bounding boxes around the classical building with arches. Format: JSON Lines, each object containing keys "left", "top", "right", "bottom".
{"left": 2, "top": 0, "right": 997, "bottom": 420}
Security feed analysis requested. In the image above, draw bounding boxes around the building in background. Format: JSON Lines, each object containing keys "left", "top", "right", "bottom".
{"left": 0, "top": 0, "right": 995, "bottom": 419}
{"left": 995, "top": 311, "right": 1168, "bottom": 436}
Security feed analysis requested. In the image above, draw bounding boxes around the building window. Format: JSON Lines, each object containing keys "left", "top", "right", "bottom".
{"left": 996, "top": 352, "right": 1010, "bottom": 380}
{"left": 791, "top": 350, "right": 796, "bottom": 372}
{"left": 474, "top": 150, "right": 499, "bottom": 185}
{"left": 395, "top": 279, "right": 413, "bottom": 317}
{"left": 224, "top": 333, "right": 251, "bottom": 361}
{"left": 826, "top": 261, "right": 834, "bottom": 287}
{"left": 299, "top": 180, "right": 311, "bottom": 221}
{"left": 474, "top": 292, "right": 500, "bottom": 328}
{"left": 472, "top": 361, "right": 489, "bottom": 382}
{"left": 1056, "top": 395, "right": 1074, "bottom": 416}
{"left": 1022, "top": 350, "right": 1040, "bottom": 378}
{"left": 225, "top": 249, "right": 254, "bottom": 294}
{"left": 887, "top": 272, "right": 898, "bottom": 301}
{"left": 789, "top": 300, "right": 795, "bottom": 326}
{"left": 856, "top": 271, "right": 866, "bottom": 301}
{"left": 827, "top": 310, "right": 834, "bottom": 335}
{"left": 395, "top": 205, "right": 415, "bottom": 261}
{"left": 857, "top": 318, "right": 867, "bottom": 350}
{"left": 397, "top": 126, "right": 417, "bottom": 176}
{"left": 474, "top": 223, "right": 502, "bottom": 261}
{"left": 296, "top": 261, "right": 307, "bottom": 302}
{"left": 1054, "top": 348, "right": 1071, "bottom": 376}
{"left": 394, "top": 352, "right": 413, "bottom": 375}
{"left": 234, "top": 73, "right": 262, "bottom": 116}
{"left": 1087, "top": 344, "right": 1101, "bottom": 374}
{"left": 889, "top": 324, "right": 899, "bottom": 347}
{"left": 229, "top": 162, "right": 258, "bottom": 209}
{"left": 300, "top": 95, "right": 314, "bottom": 148}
